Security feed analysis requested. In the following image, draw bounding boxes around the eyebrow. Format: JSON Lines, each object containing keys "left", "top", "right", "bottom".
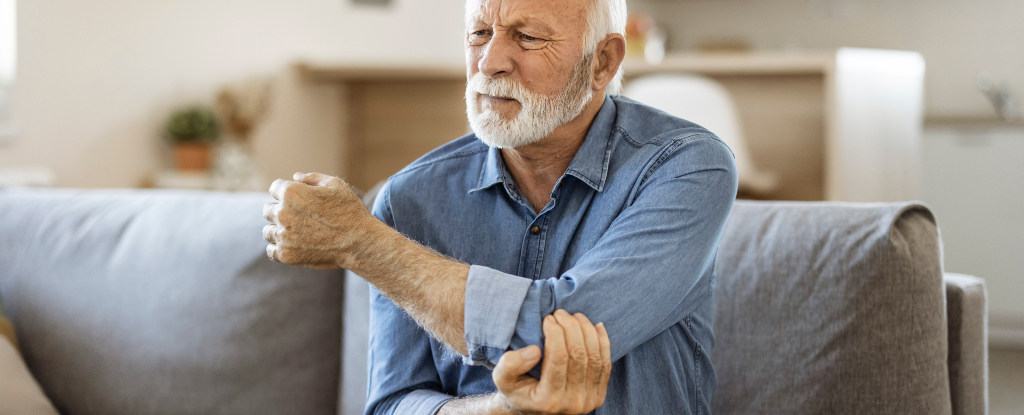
{"left": 467, "top": 12, "right": 558, "bottom": 36}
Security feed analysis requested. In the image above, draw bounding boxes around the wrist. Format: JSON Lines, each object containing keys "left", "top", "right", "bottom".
{"left": 488, "top": 393, "right": 519, "bottom": 415}
{"left": 334, "top": 214, "right": 392, "bottom": 272}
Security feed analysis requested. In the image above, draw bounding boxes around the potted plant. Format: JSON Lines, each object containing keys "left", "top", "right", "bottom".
{"left": 165, "top": 106, "right": 220, "bottom": 172}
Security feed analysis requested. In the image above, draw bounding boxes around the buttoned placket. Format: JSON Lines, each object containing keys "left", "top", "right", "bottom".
{"left": 508, "top": 183, "right": 558, "bottom": 281}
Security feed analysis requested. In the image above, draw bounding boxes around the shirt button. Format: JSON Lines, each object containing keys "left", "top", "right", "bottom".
{"left": 530, "top": 225, "right": 540, "bottom": 235}
{"left": 508, "top": 183, "right": 516, "bottom": 191}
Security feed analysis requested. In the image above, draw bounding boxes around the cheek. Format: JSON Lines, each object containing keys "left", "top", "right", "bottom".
{"left": 466, "top": 47, "right": 484, "bottom": 77}
{"left": 521, "top": 50, "right": 579, "bottom": 96}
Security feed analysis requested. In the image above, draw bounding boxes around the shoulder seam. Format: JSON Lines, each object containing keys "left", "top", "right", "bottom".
{"left": 616, "top": 126, "right": 656, "bottom": 148}
{"left": 633, "top": 133, "right": 724, "bottom": 203}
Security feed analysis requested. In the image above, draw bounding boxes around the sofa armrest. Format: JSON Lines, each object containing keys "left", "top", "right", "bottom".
{"left": 944, "top": 273, "right": 988, "bottom": 415}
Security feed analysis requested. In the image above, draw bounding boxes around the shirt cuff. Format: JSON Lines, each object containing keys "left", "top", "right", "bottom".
{"left": 393, "top": 389, "right": 455, "bottom": 415}
{"left": 463, "top": 265, "right": 532, "bottom": 368}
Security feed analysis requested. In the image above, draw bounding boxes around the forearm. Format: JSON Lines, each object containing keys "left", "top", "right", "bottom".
{"left": 437, "top": 393, "right": 517, "bottom": 415}
{"left": 344, "top": 217, "right": 471, "bottom": 355}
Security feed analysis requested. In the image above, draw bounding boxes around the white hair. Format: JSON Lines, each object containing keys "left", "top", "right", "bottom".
{"left": 465, "top": 0, "right": 628, "bottom": 94}
{"left": 583, "top": 0, "right": 628, "bottom": 94}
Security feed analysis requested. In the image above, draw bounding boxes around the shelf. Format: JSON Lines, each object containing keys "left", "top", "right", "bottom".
{"left": 297, "top": 52, "right": 837, "bottom": 82}
{"left": 622, "top": 53, "right": 834, "bottom": 77}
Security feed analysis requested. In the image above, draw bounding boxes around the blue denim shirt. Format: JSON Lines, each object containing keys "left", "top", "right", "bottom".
{"left": 366, "top": 95, "right": 737, "bottom": 415}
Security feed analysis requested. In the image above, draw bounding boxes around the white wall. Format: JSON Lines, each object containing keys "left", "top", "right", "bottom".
{"left": 921, "top": 126, "right": 1024, "bottom": 345}
{"left": 630, "top": 0, "right": 1024, "bottom": 118}
{"left": 0, "top": 0, "right": 467, "bottom": 188}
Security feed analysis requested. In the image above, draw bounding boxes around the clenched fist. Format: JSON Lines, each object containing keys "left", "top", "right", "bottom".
{"left": 263, "top": 172, "right": 373, "bottom": 270}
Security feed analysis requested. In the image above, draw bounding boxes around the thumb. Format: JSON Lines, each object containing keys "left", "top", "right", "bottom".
{"left": 294, "top": 172, "right": 342, "bottom": 188}
{"left": 492, "top": 345, "right": 541, "bottom": 389}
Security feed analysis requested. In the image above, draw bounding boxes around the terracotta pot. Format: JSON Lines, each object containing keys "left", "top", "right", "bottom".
{"left": 174, "top": 142, "right": 212, "bottom": 172}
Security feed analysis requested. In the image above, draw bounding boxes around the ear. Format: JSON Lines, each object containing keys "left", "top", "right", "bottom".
{"left": 591, "top": 33, "right": 626, "bottom": 92}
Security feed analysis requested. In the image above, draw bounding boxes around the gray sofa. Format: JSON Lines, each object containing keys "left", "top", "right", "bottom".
{"left": 0, "top": 189, "right": 986, "bottom": 415}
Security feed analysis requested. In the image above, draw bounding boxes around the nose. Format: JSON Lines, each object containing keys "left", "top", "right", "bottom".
{"left": 477, "top": 35, "right": 515, "bottom": 78}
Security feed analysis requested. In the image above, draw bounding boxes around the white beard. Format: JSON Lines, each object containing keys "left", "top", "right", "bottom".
{"left": 465, "top": 54, "right": 595, "bottom": 149}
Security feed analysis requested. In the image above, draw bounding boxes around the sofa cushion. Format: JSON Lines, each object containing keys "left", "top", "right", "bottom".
{"left": 712, "top": 201, "right": 951, "bottom": 415}
{"left": 0, "top": 189, "right": 343, "bottom": 415}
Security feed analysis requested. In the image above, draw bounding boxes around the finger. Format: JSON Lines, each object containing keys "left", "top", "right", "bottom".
{"left": 262, "top": 202, "right": 280, "bottom": 223}
{"left": 298, "top": 172, "right": 343, "bottom": 188}
{"left": 266, "top": 244, "right": 278, "bottom": 262}
{"left": 262, "top": 224, "right": 279, "bottom": 244}
{"left": 492, "top": 345, "right": 541, "bottom": 392}
{"left": 269, "top": 179, "right": 296, "bottom": 201}
{"left": 574, "top": 313, "right": 603, "bottom": 400}
{"left": 596, "top": 322, "right": 612, "bottom": 404}
{"left": 539, "top": 314, "right": 568, "bottom": 394}
{"left": 554, "top": 309, "right": 588, "bottom": 393}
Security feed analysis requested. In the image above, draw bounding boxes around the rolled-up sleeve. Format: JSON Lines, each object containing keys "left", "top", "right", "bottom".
{"left": 462, "top": 265, "right": 533, "bottom": 368}
{"left": 390, "top": 387, "right": 455, "bottom": 415}
{"left": 461, "top": 135, "right": 738, "bottom": 371}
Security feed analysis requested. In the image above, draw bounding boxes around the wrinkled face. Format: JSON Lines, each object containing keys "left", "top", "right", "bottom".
{"left": 464, "top": 0, "right": 596, "bottom": 148}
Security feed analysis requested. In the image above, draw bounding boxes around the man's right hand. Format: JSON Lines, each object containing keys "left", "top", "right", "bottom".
{"left": 491, "top": 309, "right": 612, "bottom": 415}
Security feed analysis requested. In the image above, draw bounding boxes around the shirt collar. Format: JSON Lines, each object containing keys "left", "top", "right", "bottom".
{"left": 564, "top": 95, "right": 616, "bottom": 192}
{"left": 470, "top": 145, "right": 509, "bottom": 193}
{"left": 470, "top": 95, "right": 617, "bottom": 194}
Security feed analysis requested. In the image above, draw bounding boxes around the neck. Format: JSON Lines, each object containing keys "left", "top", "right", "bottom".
{"left": 502, "top": 92, "right": 605, "bottom": 213}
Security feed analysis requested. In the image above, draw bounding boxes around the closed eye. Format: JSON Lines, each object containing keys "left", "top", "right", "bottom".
{"left": 516, "top": 31, "right": 548, "bottom": 50}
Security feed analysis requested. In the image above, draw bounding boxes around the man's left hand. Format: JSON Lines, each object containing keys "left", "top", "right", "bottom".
{"left": 263, "top": 172, "right": 370, "bottom": 270}
{"left": 491, "top": 310, "right": 613, "bottom": 415}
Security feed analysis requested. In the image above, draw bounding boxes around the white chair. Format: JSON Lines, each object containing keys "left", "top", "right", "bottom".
{"left": 623, "top": 74, "right": 777, "bottom": 195}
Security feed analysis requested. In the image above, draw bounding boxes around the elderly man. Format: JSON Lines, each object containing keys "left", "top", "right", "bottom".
{"left": 262, "top": 0, "right": 737, "bottom": 413}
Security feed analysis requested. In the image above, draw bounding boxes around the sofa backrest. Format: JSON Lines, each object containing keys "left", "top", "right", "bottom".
{"left": 713, "top": 200, "right": 951, "bottom": 414}
{"left": 0, "top": 189, "right": 344, "bottom": 415}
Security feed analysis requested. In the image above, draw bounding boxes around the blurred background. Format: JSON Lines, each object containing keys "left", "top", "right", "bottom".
{"left": 0, "top": 0, "right": 1020, "bottom": 412}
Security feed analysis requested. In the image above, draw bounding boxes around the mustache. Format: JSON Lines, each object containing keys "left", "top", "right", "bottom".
{"left": 467, "top": 74, "right": 534, "bottom": 104}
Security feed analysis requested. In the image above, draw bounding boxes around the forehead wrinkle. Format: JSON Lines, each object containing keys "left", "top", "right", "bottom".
{"left": 469, "top": 0, "right": 564, "bottom": 34}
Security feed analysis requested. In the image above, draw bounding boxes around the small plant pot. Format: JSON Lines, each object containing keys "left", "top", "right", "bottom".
{"left": 174, "top": 142, "right": 212, "bottom": 172}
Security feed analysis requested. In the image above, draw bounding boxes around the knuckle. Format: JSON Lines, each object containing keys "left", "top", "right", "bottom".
{"left": 548, "top": 350, "right": 569, "bottom": 366}
{"left": 277, "top": 208, "right": 293, "bottom": 224}
{"left": 277, "top": 249, "right": 293, "bottom": 263}
{"left": 568, "top": 346, "right": 588, "bottom": 362}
